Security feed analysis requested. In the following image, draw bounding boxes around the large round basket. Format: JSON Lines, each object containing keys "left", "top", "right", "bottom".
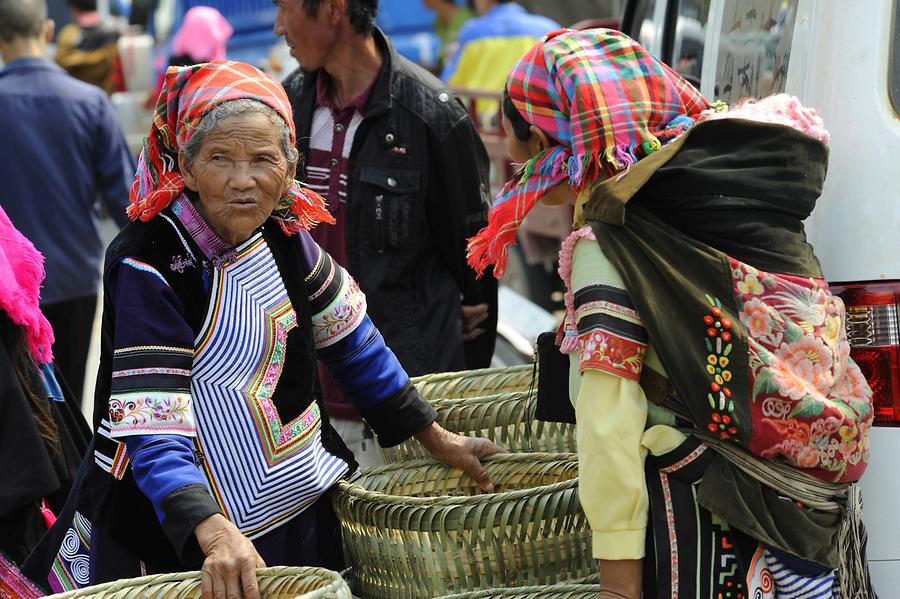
{"left": 378, "top": 391, "right": 576, "bottom": 463}
{"left": 410, "top": 365, "right": 534, "bottom": 400}
{"left": 45, "top": 566, "right": 351, "bottom": 599}
{"left": 434, "top": 581, "right": 602, "bottom": 598}
{"left": 332, "top": 453, "right": 591, "bottom": 599}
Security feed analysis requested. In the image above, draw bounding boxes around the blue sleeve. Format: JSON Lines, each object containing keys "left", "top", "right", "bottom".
{"left": 92, "top": 93, "right": 136, "bottom": 228}
{"left": 123, "top": 434, "right": 209, "bottom": 522}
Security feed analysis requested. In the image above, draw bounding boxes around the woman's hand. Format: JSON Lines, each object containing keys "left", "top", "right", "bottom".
{"left": 195, "top": 514, "right": 266, "bottom": 599}
{"left": 598, "top": 558, "right": 643, "bottom": 599}
{"left": 414, "top": 423, "right": 505, "bottom": 492}
{"left": 460, "top": 296, "right": 489, "bottom": 342}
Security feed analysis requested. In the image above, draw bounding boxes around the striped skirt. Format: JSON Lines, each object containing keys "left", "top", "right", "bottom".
{"left": 643, "top": 436, "right": 837, "bottom": 599}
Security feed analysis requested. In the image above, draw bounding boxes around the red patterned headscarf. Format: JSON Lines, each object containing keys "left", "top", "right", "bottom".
{"left": 467, "top": 29, "right": 716, "bottom": 278}
{"left": 128, "top": 60, "right": 333, "bottom": 234}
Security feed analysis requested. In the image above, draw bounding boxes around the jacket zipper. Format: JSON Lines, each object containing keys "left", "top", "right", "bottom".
{"left": 374, "top": 194, "right": 385, "bottom": 253}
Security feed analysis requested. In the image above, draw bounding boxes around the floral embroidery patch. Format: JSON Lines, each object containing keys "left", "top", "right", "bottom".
{"left": 703, "top": 297, "right": 738, "bottom": 440}
{"left": 108, "top": 392, "right": 195, "bottom": 435}
{"left": 730, "top": 259, "right": 873, "bottom": 483}
{"left": 312, "top": 276, "right": 367, "bottom": 348}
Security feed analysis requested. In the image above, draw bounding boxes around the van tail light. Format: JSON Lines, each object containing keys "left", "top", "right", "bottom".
{"left": 829, "top": 281, "right": 900, "bottom": 426}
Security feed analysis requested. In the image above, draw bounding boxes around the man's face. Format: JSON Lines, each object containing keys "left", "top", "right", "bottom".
{"left": 274, "top": 0, "right": 337, "bottom": 70}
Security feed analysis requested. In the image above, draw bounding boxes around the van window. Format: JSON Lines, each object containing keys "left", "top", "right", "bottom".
{"left": 673, "top": 0, "right": 710, "bottom": 87}
{"left": 632, "top": 0, "right": 659, "bottom": 50}
{"left": 714, "top": 0, "right": 798, "bottom": 104}
{"left": 891, "top": 0, "right": 900, "bottom": 113}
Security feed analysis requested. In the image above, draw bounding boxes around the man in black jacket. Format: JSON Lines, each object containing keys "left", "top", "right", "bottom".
{"left": 277, "top": 0, "right": 498, "bottom": 464}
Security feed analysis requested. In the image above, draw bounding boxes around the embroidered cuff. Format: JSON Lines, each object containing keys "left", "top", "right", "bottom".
{"left": 160, "top": 484, "right": 222, "bottom": 568}
{"left": 361, "top": 383, "right": 437, "bottom": 447}
{"left": 307, "top": 250, "right": 367, "bottom": 349}
{"left": 109, "top": 346, "right": 196, "bottom": 437}
{"left": 592, "top": 528, "right": 646, "bottom": 560}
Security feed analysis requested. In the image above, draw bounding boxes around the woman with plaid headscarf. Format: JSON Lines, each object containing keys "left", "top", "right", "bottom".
{"left": 470, "top": 29, "right": 874, "bottom": 598}
{"left": 24, "top": 60, "right": 502, "bottom": 597}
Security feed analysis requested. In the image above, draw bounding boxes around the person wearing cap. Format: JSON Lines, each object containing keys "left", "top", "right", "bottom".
{"left": 24, "top": 60, "right": 501, "bottom": 598}
{"left": 469, "top": 28, "right": 874, "bottom": 599}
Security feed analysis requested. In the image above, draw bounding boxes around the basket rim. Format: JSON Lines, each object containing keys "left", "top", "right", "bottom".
{"left": 336, "top": 453, "right": 578, "bottom": 507}
{"left": 434, "top": 584, "right": 603, "bottom": 599}
{"left": 427, "top": 390, "right": 536, "bottom": 407}
{"left": 410, "top": 364, "right": 533, "bottom": 384}
{"left": 45, "top": 566, "right": 344, "bottom": 598}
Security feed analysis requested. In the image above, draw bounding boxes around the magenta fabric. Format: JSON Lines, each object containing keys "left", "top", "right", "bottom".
{"left": 172, "top": 7, "right": 233, "bottom": 63}
{"left": 0, "top": 205, "right": 53, "bottom": 364}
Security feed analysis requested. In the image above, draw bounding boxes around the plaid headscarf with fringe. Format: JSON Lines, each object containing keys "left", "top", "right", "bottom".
{"left": 467, "top": 28, "right": 713, "bottom": 277}
{"left": 128, "top": 60, "right": 333, "bottom": 234}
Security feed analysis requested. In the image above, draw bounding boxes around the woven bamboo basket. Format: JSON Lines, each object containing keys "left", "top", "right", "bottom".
{"left": 378, "top": 391, "right": 576, "bottom": 463}
{"left": 434, "top": 581, "right": 602, "bottom": 598}
{"left": 46, "top": 566, "right": 351, "bottom": 599}
{"left": 410, "top": 365, "right": 535, "bottom": 400}
{"left": 332, "top": 453, "right": 591, "bottom": 599}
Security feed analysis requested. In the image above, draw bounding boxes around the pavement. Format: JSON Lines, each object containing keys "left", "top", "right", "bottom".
{"left": 80, "top": 215, "right": 119, "bottom": 421}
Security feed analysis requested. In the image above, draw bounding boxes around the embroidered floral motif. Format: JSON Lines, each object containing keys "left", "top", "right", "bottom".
{"left": 577, "top": 328, "right": 646, "bottom": 380}
{"left": 703, "top": 296, "right": 738, "bottom": 440}
{"left": 730, "top": 259, "right": 873, "bottom": 482}
{"left": 312, "top": 277, "right": 366, "bottom": 348}
{"left": 170, "top": 254, "right": 194, "bottom": 273}
{"left": 108, "top": 393, "right": 195, "bottom": 435}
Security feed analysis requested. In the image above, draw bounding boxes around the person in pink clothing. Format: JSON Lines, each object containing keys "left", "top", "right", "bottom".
{"left": 148, "top": 7, "right": 233, "bottom": 104}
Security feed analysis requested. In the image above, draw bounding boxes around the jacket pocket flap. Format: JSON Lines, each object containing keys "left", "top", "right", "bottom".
{"left": 359, "top": 166, "right": 419, "bottom": 194}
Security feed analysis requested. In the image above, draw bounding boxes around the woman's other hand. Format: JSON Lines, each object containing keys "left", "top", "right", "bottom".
{"left": 414, "top": 422, "right": 505, "bottom": 492}
{"left": 598, "top": 558, "right": 643, "bottom": 598}
{"left": 195, "top": 514, "right": 266, "bottom": 599}
{"left": 460, "top": 296, "right": 489, "bottom": 342}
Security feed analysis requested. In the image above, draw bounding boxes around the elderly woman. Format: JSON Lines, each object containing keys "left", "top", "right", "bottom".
{"left": 25, "top": 61, "right": 500, "bottom": 597}
{"left": 468, "top": 29, "right": 874, "bottom": 598}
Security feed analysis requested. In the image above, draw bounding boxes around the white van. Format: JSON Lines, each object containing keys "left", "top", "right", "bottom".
{"left": 619, "top": 0, "right": 900, "bottom": 592}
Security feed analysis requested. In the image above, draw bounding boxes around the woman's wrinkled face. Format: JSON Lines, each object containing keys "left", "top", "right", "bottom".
{"left": 180, "top": 112, "right": 294, "bottom": 246}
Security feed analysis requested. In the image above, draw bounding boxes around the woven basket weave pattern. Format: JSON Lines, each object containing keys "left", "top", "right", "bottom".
{"left": 434, "top": 582, "right": 603, "bottom": 598}
{"left": 333, "top": 453, "right": 592, "bottom": 599}
{"left": 378, "top": 391, "right": 576, "bottom": 463}
{"left": 410, "top": 365, "right": 534, "bottom": 400}
{"left": 45, "top": 566, "right": 351, "bottom": 599}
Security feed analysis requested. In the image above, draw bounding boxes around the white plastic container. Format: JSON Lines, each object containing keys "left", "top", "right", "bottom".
{"left": 117, "top": 32, "right": 155, "bottom": 93}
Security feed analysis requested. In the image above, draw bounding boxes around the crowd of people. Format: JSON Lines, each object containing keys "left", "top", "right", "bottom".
{"left": 0, "top": 0, "right": 877, "bottom": 598}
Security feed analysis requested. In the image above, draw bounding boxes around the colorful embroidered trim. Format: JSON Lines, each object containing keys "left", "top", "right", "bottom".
{"left": 48, "top": 512, "right": 92, "bottom": 593}
{"left": 0, "top": 554, "right": 43, "bottom": 599}
{"left": 573, "top": 283, "right": 648, "bottom": 381}
{"left": 306, "top": 245, "right": 367, "bottom": 348}
{"left": 94, "top": 419, "right": 131, "bottom": 479}
{"left": 108, "top": 392, "right": 196, "bottom": 436}
{"left": 703, "top": 295, "right": 739, "bottom": 441}
{"left": 121, "top": 258, "right": 170, "bottom": 286}
{"left": 171, "top": 194, "right": 236, "bottom": 267}
{"left": 109, "top": 344, "right": 196, "bottom": 437}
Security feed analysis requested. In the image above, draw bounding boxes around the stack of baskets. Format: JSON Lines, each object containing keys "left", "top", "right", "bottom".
{"left": 332, "top": 453, "right": 592, "bottom": 598}
{"left": 46, "top": 566, "right": 352, "bottom": 598}
{"left": 337, "top": 364, "right": 591, "bottom": 598}
{"left": 379, "top": 365, "right": 576, "bottom": 464}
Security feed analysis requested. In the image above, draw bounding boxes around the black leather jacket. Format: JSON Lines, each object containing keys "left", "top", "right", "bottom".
{"left": 283, "top": 29, "right": 497, "bottom": 376}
